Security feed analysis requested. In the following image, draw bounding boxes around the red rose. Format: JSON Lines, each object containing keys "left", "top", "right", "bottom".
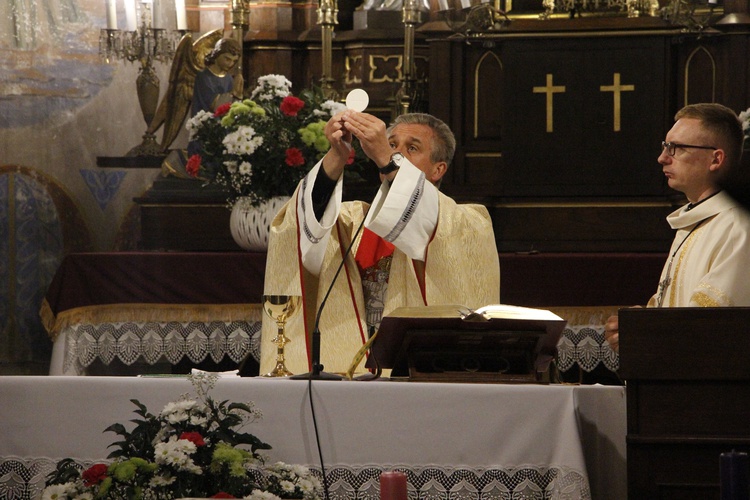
{"left": 285, "top": 147, "right": 305, "bottom": 167}
{"left": 214, "top": 103, "right": 232, "bottom": 117}
{"left": 280, "top": 96, "right": 305, "bottom": 117}
{"left": 346, "top": 148, "right": 356, "bottom": 165}
{"left": 211, "top": 493, "right": 236, "bottom": 498}
{"left": 82, "top": 463, "right": 109, "bottom": 486}
{"left": 179, "top": 431, "right": 206, "bottom": 446}
{"left": 186, "top": 154, "right": 202, "bottom": 177}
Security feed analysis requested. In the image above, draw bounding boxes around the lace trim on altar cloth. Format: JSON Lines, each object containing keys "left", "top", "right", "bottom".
{"left": 556, "top": 325, "right": 619, "bottom": 373}
{"left": 0, "top": 458, "right": 590, "bottom": 500}
{"left": 62, "top": 320, "right": 263, "bottom": 375}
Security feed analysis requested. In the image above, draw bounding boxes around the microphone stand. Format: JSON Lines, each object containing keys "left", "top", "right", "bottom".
{"left": 290, "top": 215, "right": 367, "bottom": 380}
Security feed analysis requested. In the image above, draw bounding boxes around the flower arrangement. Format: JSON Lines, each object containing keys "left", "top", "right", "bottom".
{"left": 739, "top": 107, "right": 750, "bottom": 146}
{"left": 186, "top": 74, "right": 365, "bottom": 207}
{"left": 43, "top": 372, "right": 322, "bottom": 500}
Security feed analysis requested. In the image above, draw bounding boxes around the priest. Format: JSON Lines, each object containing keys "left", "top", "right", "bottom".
{"left": 605, "top": 103, "right": 750, "bottom": 352}
{"left": 260, "top": 111, "right": 500, "bottom": 376}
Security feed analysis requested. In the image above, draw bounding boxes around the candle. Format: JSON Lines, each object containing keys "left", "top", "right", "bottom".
{"left": 124, "top": 0, "right": 137, "bottom": 30}
{"left": 105, "top": 0, "right": 117, "bottom": 29}
{"left": 152, "top": 0, "right": 162, "bottom": 28}
{"left": 379, "top": 471, "right": 407, "bottom": 500}
{"left": 175, "top": 0, "right": 187, "bottom": 30}
{"left": 721, "top": 450, "right": 749, "bottom": 500}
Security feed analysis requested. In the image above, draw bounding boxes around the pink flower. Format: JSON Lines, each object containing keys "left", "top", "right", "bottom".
{"left": 280, "top": 96, "right": 305, "bottom": 117}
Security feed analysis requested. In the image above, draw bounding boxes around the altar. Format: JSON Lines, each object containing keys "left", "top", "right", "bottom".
{"left": 0, "top": 376, "right": 626, "bottom": 499}
{"left": 42, "top": 251, "right": 665, "bottom": 379}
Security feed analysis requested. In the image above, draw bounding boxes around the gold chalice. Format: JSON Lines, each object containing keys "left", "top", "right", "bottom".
{"left": 262, "top": 295, "right": 301, "bottom": 377}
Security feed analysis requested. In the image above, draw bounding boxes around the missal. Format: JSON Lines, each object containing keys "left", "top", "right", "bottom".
{"left": 367, "top": 304, "right": 567, "bottom": 382}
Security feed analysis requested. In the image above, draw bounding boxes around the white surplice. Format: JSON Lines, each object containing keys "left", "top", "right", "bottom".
{"left": 649, "top": 190, "right": 750, "bottom": 308}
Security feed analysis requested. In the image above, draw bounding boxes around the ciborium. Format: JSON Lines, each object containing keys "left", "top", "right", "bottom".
{"left": 262, "top": 295, "right": 301, "bottom": 377}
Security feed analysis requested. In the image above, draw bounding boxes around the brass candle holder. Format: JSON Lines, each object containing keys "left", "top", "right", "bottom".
{"left": 262, "top": 295, "right": 301, "bottom": 377}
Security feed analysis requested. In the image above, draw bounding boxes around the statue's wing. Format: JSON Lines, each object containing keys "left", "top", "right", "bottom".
{"left": 158, "top": 29, "right": 225, "bottom": 149}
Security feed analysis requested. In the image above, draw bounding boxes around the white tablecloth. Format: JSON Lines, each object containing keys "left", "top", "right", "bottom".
{"left": 0, "top": 377, "right": 625, "bottom": 499}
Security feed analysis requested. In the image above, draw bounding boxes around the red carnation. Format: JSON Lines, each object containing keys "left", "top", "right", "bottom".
{"left": 211, "top": 493, "right": 236, "bottom": 498}
{"left": 82, "top": 463, "right": 109, "bottom": 486}
{"left": 346, "top": 148, "right": 356, "bottom": 165}
{"left": 186, "top": 154, "right": 202, "bottom": 177}
{"left": 285, "top": 147, "right": 305, "bottom": 167}
{"left": 280, "top": 96, "right": 305, "bottom": 117}
{"left": 214, "top": 103, "right": 232, "bottom": 117}
{"left": 179, "top": 431, "right": 206, "bottom": 446}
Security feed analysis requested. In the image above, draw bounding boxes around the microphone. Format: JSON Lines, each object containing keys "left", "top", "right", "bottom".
{"left": 289, "top": 214, "right": 367, "bottom": 380}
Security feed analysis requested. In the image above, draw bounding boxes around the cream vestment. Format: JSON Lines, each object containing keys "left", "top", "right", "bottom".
{"left": 260, "top": 159, "right": 500, "bottom": 375}
{"left": 649, "top": 190, "right": 750, "bottom": 308}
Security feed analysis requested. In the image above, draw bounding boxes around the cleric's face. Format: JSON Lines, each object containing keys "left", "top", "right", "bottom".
{"left": 659, "top": 117, "right": 718, "bottom": 203}
{"left": 385, "top": 123, "right": 446, "bottom": 185}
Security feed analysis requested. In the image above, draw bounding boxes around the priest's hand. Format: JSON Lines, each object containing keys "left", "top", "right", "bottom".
{"left": 604, "top": 314, "right": 619, "bottom": 353}
{"left": 322, "top": 111, "right": 355, "bottom": 180}
{"left": 340, "top": 111, "right": 392, "bottom": 168}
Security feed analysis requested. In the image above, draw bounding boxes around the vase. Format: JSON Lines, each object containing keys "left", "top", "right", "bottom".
{"left": 230, "top": 196, "right": 290, "bottom": 251}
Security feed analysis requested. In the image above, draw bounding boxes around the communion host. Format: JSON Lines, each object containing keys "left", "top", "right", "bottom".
{"left": 260, "top": 111, "right": 500, "bottom": 376}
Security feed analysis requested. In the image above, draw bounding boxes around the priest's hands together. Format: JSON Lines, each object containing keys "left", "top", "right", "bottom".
{"left": 322, "top": 111, "right": 392, "bottom": 181}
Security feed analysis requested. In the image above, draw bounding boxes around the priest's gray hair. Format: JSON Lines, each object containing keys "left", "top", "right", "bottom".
{"left": 388, "top": 113, "right": 457, "bottom": 167}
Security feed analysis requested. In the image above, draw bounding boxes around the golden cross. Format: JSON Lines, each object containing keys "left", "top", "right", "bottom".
{"left": 533, "top": 74, "right": 566, "bottom": 133}
{"left": 600, "top": 73, "right": 635, "bottom": 132}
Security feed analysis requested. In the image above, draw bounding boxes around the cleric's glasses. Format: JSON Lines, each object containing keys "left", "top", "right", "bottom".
{"left": 661, "top": 141, "right": 717, "bottom": 157}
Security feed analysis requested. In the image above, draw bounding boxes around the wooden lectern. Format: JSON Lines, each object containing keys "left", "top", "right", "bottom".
{"left": 367, "top": 305, "right": 566, "bottom": 383}
{"left": 618, "top": 307, "right": 750, "bottom": 499}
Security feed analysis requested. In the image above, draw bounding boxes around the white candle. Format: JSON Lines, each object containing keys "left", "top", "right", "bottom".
{"left": 105, "top": 0, "right": 117, "bottom": 29}
{"left": 124, "top": 0, "right": 137, "bottom": 30}
{"left": 152, "top": 0, "right": 161, "bottom": 28}
{"left": 175, "top": 0, "right": 187, "bottom": 30}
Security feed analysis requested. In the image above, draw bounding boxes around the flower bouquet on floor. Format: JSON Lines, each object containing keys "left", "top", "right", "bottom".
{"left": 43, "top": 372, "right": 322, "bottom": 500}
{"left": 185, "top": 74, "right": 367, "bottom": 208}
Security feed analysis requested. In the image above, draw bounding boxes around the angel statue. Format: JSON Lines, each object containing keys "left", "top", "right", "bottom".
{"left": 146, "top": 31, "right": 244, "bottom": 176}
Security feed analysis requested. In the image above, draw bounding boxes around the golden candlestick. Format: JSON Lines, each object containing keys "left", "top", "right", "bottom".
{"left": 262, "top": 295, "right": 301, "bottom": 377}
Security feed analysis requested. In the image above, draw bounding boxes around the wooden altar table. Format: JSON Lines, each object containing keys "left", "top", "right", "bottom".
{"left": 0, "top": 376, "right": 626, "bottom": 499}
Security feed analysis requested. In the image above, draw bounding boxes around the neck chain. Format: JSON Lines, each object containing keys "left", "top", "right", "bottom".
{"left": 655, "top": 219, "right": 707, "bottom": 307}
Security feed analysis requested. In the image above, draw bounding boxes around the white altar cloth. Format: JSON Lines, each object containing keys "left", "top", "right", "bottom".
{"left": 0, "top": 377, "right": 625, "bottom": 499}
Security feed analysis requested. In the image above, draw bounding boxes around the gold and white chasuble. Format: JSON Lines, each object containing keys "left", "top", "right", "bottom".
{"left": 648, "top": 191, "right": 750, "bottom": 308}
{"left": 261, "top": 159, "right": 500, "bottom": 375}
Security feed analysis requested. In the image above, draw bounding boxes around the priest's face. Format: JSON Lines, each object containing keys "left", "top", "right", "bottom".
{"left": 659, "top": 117, "right": 718, "bottom": 203}
{"left": 387, "top": 123, "right": 447, "bottom": 185}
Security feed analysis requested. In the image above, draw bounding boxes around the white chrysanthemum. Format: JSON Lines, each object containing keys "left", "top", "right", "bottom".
{"left": 243, "top": 491, "right": 282, "bottom": 500}
{"left": 239, "top": 162, "right": 252, "bottom": 175}
{"left": 154, "top": 436, "right": 201, "bottom": 473}
{"left": 185, "top": 110, "right": 214, "bottom": 137}
{"left": 223, "top": 126, "right": 263, "bottom": 156}
{"left": 41, "top": 483, "right": 75, "bottom": 500}
{"left": 279, "top": 480, "right": 295, "bottom": 493}
{"left": 739, "top": 108, "right": 750, "bottom": 133}
{"left": 317, "top": 100, "right": 346, "bottom": 117}
{"left": 149, "top": 474, "right": 176, "bottom": 487}
{"left": 72, "top": 492, "right": 94, "bottom": 500}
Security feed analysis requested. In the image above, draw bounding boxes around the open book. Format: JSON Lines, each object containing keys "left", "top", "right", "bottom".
{"left": 367, "top": 304, "right": 567, "bottom": 381}
{"left": 383, "top": 304, "right": 563, "bottom": 322}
